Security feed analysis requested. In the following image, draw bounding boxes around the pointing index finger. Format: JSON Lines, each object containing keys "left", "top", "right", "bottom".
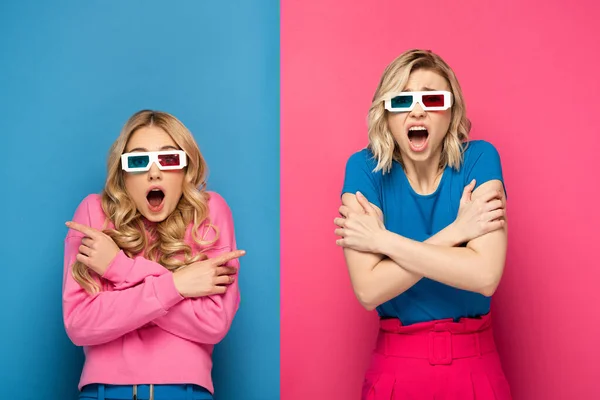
{"left": 66, "top": 221, "right": 98, "bottom": 238}
{"left": 213, "top": 250, "right": 246, "bottom": 266}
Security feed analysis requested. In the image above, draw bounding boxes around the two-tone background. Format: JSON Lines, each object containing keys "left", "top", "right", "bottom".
{"left": 1, "top": 1, "right": 599, "bottom": 399}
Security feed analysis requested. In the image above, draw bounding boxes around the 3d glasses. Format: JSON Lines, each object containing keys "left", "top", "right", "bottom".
{"left": 120, "top": 150, "right": 188, "bottom": 172}
{"left": 384, "top": 91, "right": 453, "bottom": 112}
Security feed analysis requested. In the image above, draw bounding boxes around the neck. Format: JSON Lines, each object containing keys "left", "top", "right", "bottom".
{"left": 402, "top": 151, "right": 444, "bottom": 195}
{"left": 142, "top": 217, "right": 158, "bottom": 231}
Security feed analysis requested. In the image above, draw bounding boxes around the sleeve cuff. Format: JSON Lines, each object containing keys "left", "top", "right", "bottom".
{"left": 102, "top": 250, "right": 134, "bottom": 284}
{"left": 152, "top": 273, "right": 184, "bottom": 311}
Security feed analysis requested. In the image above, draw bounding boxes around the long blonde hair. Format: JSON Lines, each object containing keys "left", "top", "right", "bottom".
{"left": 367, "top": 49, "right": 471, "bottom": 173}
{"left": 73, "top": 110, "right": 218, "bottom": 294}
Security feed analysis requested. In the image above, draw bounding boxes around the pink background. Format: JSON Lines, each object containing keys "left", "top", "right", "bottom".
{"left": 281, "top": 1, "right": 600, "bottom": 399}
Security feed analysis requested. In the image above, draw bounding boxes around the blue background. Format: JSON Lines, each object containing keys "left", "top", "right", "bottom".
{"left": 0, "top": 1, "right": 279, "bottom": 399}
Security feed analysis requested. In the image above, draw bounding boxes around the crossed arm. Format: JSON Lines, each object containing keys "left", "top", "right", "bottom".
{"left": 63, "top": 238, "right": 241, "bottom": 347}
{"left": 336, "top": 180, "right": 507, "bottom": 310}
{"left": 62, "top": 195, "right": 241, "bottom": 347}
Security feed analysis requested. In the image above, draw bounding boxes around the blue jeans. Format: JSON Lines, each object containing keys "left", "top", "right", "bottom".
{"left": 79, "top": 384, "right": 213, "bottom": 400}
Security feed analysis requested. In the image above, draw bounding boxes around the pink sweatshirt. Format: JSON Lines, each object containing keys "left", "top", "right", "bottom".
{"left": 62, "top": 192, "right": 240, "bottom": 393}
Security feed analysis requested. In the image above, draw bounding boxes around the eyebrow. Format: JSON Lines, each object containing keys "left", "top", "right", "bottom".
{"left": 403, "top": 87, "right": 439, "bottom": 92}
{"left": 127, "top": 145, "right": 180, "bottom": 153}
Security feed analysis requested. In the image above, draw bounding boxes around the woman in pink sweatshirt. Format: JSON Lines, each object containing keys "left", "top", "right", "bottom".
{"left": 63, "top": 110, "right": 244, "bottom": 400}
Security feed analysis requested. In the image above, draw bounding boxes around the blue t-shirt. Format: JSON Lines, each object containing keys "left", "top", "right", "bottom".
{"left": 341, "top": 140, "right": 505, "bottom": 325}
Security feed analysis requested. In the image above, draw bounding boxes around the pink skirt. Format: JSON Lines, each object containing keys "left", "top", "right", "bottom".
{"left": 362, "top": 313, "right": 512, "bottom": 400}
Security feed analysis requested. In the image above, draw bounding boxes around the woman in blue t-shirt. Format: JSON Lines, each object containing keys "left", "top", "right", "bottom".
{"left": 335, "top": 49, "right": 512, "bottom": 399}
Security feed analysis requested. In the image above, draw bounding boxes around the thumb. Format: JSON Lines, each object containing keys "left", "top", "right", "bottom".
{"left": 461, "top": 179, "right": 476, "bottom": 203}
{"left": 356, "top": 191, "right": 373, "bottom": 215}
{"left": 213, "top": 250, "right": 246, "bottom": 266}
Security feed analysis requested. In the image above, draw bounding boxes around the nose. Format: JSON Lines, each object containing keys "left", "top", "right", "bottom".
{"left": 147, "top": 161, "right": 162, "bottom": 181}
{"left": 409, "top": 102, "right": 426, "bottom": 118}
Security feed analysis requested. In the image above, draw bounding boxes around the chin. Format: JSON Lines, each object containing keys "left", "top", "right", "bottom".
{"left": 400, "top": 146, "right": 430, "bottom": 162}
{"left": 139, "top": 206, "right": 172, "bottom": 223}
{"left": 143, "top": 214, "right": 168, "bottom": 223}
{"left": 406, "top": 149, "right": 430, "bottom": 160}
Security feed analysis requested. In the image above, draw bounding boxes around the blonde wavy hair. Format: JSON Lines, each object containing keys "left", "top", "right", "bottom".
{"left": 367, "top": 49, "right": 471, "bottom": 173}
{"left": 73, "top": 110, "right": 218, "bottom": 294}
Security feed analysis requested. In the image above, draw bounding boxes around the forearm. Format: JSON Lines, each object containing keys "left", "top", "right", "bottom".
{"left": 153, "top": 198, "right": 241, "bottom": 345}
{"left": 378, "top": 230, "right": 503, "bottom": 296}
{"left": 425, "top": 222, "right": 465, "bottom": 247}
{"left": 153, "top": 259, "right": 241, "bottom": 345}
{"left": 371, "top": 221, "right": 463, "bottom": 276}
{"left": 355, "top": 257, "right": 419, "bottom": 309}
{"left": 153, "top": 288, "right": 239, "bottom": 344}
{"left": 374, "top": 179, "right": 507, "bottom": 296}
{"left": 103, "top": 250, "right": 170, "bottom": 290}
{"left": 362, "top": 222, "right": 465, "bottom": 308}
{"left": 340, "top": 186, "right": 466, "bottom": 310}
{"left": 63, "top": 273, "right": 183, "bottom": 346}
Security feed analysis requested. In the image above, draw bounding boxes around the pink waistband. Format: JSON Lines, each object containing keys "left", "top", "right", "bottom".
{"left": 376, "top": 313, "right": 497, "bottom": 365}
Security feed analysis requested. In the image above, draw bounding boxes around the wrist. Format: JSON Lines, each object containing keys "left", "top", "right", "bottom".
{"left": 448, "top": 221, "right": 465, "bottom": 246}
{"left": 101, "top": 250, "right": 132, "bottom": 282}
{"left": 172, "top": 270, "right": 186, "bottom": 297}
{"left": 376, "top": 229, "right": 395, "bottom": 255}
{"left": 102, "top": 249, "right": 120, "bottom": 276}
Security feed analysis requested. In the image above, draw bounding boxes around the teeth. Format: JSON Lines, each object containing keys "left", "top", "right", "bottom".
{"left": 409, "top": 126, "right": 427, "bottom": 131}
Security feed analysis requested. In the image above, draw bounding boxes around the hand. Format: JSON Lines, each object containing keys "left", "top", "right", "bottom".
{"left": 334, "top": 191, "right": 387, "bottom": 253}
{"left": 172, "top": 250, "right": 245, "bottom": 298}
{"left": 453, "top": 179, "right": 506, "bottom": 243}
{"left": 66, "top": 221, "right": 120, "bottom": 276}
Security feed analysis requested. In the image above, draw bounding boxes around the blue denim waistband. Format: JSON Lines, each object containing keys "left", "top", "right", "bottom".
{"left": 80, "top": 384, "right": 212, "bottom": 400}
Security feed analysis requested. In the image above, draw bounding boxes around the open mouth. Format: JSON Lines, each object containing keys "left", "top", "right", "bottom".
{"left": 408, "top": 126, "right": 429, "bottom": 150}
{"left": 146, "top": 188, "right": 165, "bottom": 210}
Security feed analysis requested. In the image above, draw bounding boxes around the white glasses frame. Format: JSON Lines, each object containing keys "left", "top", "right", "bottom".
{"left": 120, "top": 150, "right": 188, "bottom": 172}
{"left": 384, "top": 90, "right": 453, "bottom": 112}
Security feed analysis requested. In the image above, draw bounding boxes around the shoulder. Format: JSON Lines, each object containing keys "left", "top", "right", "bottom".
{"left": 73, "top": 194, "right": 104, "bottom": 221}
{"left": 206, "top": 191, "right": 231, "bottom": 212}
{"left": 346, "top": 148, "right": 377, "bottom": 168}
{"left": 342, "top": 148, "right": 385, "bottom": 208}
{"left": 188, "top": 191, "right": 234, "bottom": 247}
{"left": 345, "top": 148, "right": 381, "bottom": 177}
{"left": 76, "top": 193, "right": 102, "bottom": 207}
{"left": 460, "top": 140, "right": 506, "bottom": 193}
{"left": 206, "top": 191, "right": 233, "bottom": 221}
{"left": 462, "top": 140, "right": 502, "bottom": 169}
{"left": 203, "top": 191, "right": 236, "bottom": 245}
{"left": 463, "top": 140, "right": 501, "bottom": 160}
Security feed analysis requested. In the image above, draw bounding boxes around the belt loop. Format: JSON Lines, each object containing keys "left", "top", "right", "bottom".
{"left": 383, "top": 332, "right": 390, "bottom": 356}
{"left": 187, "top": 384, "right": 194, "bottom": 400}
{"left": 149, "top": 384, "right": 154, "bottom": 400}
{"left": 428, "top": 331, "right": 453, "bottom": 365}
{"left": 132, "top": 384, "right": 137, "bottom": 400}
{"left": 98, "top": 384, "right": 105, "bottom": 400}
{"left": 475, "top": 332, "right": 482, "bottom": 357}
